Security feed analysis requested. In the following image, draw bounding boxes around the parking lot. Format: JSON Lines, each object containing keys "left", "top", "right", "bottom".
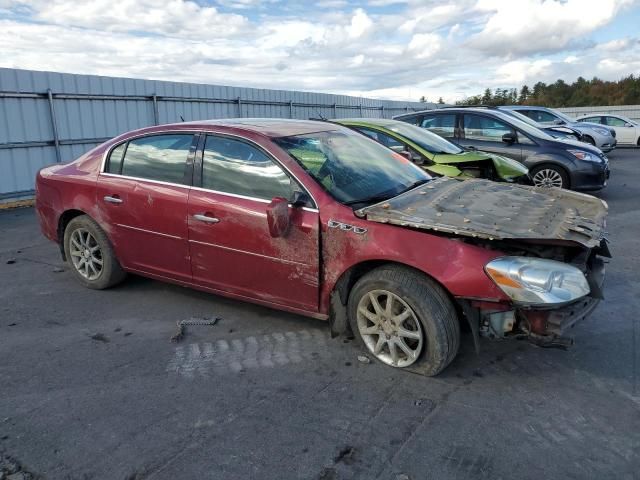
{"left": 1, "top": 149, "right": 639, "bottom": 480}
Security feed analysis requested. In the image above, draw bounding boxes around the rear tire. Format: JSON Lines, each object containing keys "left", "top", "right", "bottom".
{"left": 63, "top": 215, "right": 126, "bottom": 289}
{"left": 347, "top": 265, "right": 460, "bottom": 376}
{"left": 531, "top": 165, "right": 569, "bottom": 189}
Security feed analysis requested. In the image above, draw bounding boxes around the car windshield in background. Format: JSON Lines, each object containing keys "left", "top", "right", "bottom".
{"left": 386, "top": 122, "right": 463, "bottom": 154}
{"left": 274, "top": 129, "right": 430, "bottom": 206}
{"left": 496, "top": 112, "right": 556, "bottom": 141}
{"left": 550, "top": 109, "right": 577, "bottom": 123}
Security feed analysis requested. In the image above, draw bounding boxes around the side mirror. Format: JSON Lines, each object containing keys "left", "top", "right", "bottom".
{"left": 290, "top": 190, "right": 311, "bottom": 208}
{"left": 502, "top": 132, "right": 517, "bottom": 144}
{"left": 625, "top": 122, "right": 633, "bottom": 128}
{"left": 266, "top": 197, "right": 291, "bottom": 238}
{"left": 398, "top": 150, "right": 413, "bottom": 161}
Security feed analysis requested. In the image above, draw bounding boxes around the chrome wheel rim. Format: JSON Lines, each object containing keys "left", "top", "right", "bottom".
{"left": 356, "top": 289, "right": 423, "bottom": 368}
{"left": 69, "top": 228, "right": 103, "bottom": 280}
{"left": 532, "top": 168, "right": 563, "bottom": 188}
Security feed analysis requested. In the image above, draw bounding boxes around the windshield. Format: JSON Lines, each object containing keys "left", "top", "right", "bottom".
{"left": 386, "top": 122, "right": 463, "bottom": 154}
{"left": 549, "top": 108, "right": 576, "bottom": 123}
{"left": 495, "top": 111, "right": 556, "bottom": 141}
{"left": 273, "top": 129, "right": 431, "bottom": 206}
{"left": 503, "top": 109, "right": 541, "bottom": 127}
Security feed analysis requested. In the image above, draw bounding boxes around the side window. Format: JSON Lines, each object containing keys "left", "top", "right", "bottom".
{"left": 120, "top": 134, "right": 193, "bottom": 184}
{"left": 605, "top": 116, "right": 626, "bottom": 127}
{"left": 518, "top": 110, "right": 557, "bottom": 124}
{"left": 580, "top": 116, "right": 602, "bottom": 124}
{"left": 401, "top": 115, "right": 422, "bottom": 126}
{"left": 463, "top": 115, "right": 514, "bottom": 141}
{"left": 106, "top": 143, "right": 126, "bottom": 174}
{"left": 420, "top": 114, "right": 456, "bottom": 137}
{"left": 356, "top": 127, "right": 405, "bottom": 151}
{"left": 202, "top": 135, "right": 293, "bottom": 200}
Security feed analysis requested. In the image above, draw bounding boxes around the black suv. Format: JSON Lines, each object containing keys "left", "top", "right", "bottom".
{"left": 394, "top": 107, "right": 610, "bottom": 190}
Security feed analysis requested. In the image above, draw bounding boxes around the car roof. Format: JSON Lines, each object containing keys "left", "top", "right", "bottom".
{"left": 396, "top": 107, "right": 517, "bottom": 120}
{"left": 335, "top": 118, "right": 402, "bottom": 127}
{"left": 164, "top": 118, "right": 341, "bottom": 138}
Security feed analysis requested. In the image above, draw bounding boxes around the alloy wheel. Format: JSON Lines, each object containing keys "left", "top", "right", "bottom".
{"left": 69, "top": 228, "right": 103, "bottom": 280}
{"left": 356, "top": 289, "right": 424, "bottom": 367}
{"left": 532, "top": 168, "right": 564, "bottom": 188}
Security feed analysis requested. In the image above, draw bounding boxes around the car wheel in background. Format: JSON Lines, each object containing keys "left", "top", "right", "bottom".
{"left": 531, "top": 165, "right": 568, "bottom": 189}
{"left": 63, "top": 215, "right": 126, "bottom": 289}
{"left": 348, "top": 265, "right": 460, "bottom": 376}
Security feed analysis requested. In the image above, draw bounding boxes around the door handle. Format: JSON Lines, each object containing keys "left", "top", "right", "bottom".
{"left": 193, "top": 214, "right": 220, "bottom": 224}
{"left": 104, "top": 195, "right": 123, "bottom": 204}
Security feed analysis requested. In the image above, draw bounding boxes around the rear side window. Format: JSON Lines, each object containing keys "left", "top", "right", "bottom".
{"left": 420, "top": 114, "right": 456, "bottom": 137}
{"left": 202, "top": 135, "right": 293, "bottom": 200}
{"left": 106, "top": 143, "right": 126, "bottom": 174}
{"left": 463, "top": 115, "right": 514, "bottom": 141}
{"left": 580, "top": 116, "right": 603, "bottom": 124}
{"left": 119, "top": 134, "right": 193, "bottom": 184}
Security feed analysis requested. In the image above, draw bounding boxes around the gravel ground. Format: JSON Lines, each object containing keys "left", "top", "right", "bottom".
{"left": 1, "top": 149, "right": 639, "bottom": 480}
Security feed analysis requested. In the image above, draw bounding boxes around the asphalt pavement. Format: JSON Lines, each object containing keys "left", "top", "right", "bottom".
{"left": 1, "top": 149, "right": 639, "bottom": 480}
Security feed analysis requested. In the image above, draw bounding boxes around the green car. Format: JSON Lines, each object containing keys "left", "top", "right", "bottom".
{"left": 333, "top": 118, "right": 529, "bottom": 182}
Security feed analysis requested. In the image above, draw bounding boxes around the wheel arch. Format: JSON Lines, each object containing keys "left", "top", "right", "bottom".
{"left": 530, "top": 162, "right": 571, "bottom": 189}
{"left": 57, "top": 209, "right": 89, "bottom": 260}
{"left": 328, "top": 259, "right": 461, "bottom": 337}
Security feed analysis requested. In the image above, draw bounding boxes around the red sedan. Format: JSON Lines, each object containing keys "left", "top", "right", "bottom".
{"left": 36, "top": 119, "right": 609, "bottom": 375}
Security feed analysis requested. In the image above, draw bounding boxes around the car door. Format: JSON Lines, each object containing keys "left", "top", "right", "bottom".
{"left": 96, "top": 133, "right": 196, "bottom": 283}
{"left": 187, "top": 134, "right": 320, "bottom": 311}
{"left": 459, "top": 113, "right": 522, "bottom": 160}
{"left": 604, "top": 116, "right": 634, "bottom": 144}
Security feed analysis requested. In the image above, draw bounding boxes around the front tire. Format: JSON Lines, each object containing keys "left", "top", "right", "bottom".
{"left": 531, "top": 165, "right": 569, "bottom": 189}
{"left": 348, "top": 265, "right": 460, "bottom": 376}
{"left": 583, "top": 135, "right": 596, "bottom": 146}
{"left": 63, "top": 215, "right": 126, "bottom": 289}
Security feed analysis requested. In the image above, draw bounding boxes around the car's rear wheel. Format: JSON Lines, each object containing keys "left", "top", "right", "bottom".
{"left": 348, "top": 265, "right": 460, "bottom": 376}
{"left": 531, "top": 165, "right": 568, "bottom": 189}
{"left": 63, "top": 215, "right": 126, "bottom": 289}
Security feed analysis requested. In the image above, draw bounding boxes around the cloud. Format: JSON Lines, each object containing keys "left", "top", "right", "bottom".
{"left": 0, "top": 0, "right": 638, "bottom": 104}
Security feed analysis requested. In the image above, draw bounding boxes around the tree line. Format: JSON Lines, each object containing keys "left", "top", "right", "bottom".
{"left": 445, "top": 75, "right": 640, "bottom": 107}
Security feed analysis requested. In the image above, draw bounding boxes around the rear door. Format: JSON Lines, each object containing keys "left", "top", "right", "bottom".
{"left": 96, "top": 133, "right": 196, "bottom": 283}
{"left": 187, "top": 134, "right": 320, "bottom": 311}
{"left": 460, "top": 113, "right": 523, "bottom": 160}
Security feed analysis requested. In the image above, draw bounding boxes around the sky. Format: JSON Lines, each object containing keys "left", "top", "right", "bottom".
{"left": 0, "top": 0, "right": 639, "bottom": 103}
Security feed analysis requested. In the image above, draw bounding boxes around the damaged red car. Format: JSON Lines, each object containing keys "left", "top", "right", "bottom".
{"left": 35, "top": 119, "right": 610, "bottom": 375}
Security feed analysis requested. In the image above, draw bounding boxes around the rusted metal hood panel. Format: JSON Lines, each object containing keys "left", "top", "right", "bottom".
{"left": 358, "top": 178, "right": 608, "bottom": 248}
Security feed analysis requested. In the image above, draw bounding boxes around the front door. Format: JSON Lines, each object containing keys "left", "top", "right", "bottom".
{"left": 460, "top": 113, "right": 523, "bottom": 161}
{"left": 96, "top": 133, "right": 196, "bottom": 282}
{"left": 605, "top": 116, "right": 634, "bottom": 144}
{"left": 187, "top": 134, "right": 320, "bottom": 311}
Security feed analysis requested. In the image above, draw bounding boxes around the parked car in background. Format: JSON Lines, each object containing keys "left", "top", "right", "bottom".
{"left": 332, "top": 118, "right": 529, "bottom": 182}
{"left": 577, "top": 114, "right": 640, "bottom": 146}
{"left": 499, "top": 108, "right": 583, "bottom": 142}
{"left": 393, "top": 107, "right": 610, "bottom": 190}
{"left": 499, "top": 106, "right": 617, "bottom": 152}
{"left": 35, "top": 119, "right": 609, "bottom": 375}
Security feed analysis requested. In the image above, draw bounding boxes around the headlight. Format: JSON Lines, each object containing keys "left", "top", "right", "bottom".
{"left": 592, "top": 127, "right": 610, "bottom": 136}
{"left": 567, "top": 149, "right": 598, "bottom": 162}
{"left": 485, "top": 257, "right": 590, "bottom": 305}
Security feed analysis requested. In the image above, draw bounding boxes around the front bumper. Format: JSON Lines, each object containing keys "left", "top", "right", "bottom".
{"left": 571, "top": 157, "right": 610, "bottom": 191}
{"left": 599, "top": 138, "right": 617, "bottom": 152}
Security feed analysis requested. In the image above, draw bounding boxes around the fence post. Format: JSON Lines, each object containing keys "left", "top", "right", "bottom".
{"left": 46, "top": 89, "right": 62, "bottom": 163}
{"left": 333, "top": 103, "right": 337, "bottom": 118}
{"left": 380, "top": 105, "right": 385, "bottom": 118}
{"left": 289, "top": 100, "right": 293, "bottom": 119}
{"left": 359, "top": 103, "right": 363, "bottom": 116}
{"left": 405, "top": 106, "right": 409, "bottom": 113}
{"left": 237, "top": 97, "right": 242, "bottom": 117}
{"left": 152, "top": 94, "right": 160, "bottom": 125}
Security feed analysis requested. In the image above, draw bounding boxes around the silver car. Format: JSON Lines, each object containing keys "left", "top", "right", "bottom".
{"left": 499, "top": 106, "right": 617, "bottom": 152}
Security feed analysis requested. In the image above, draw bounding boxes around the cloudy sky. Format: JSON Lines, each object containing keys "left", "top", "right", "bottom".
{"left": 0, "top": 0, "right": 639, "bottom": 102}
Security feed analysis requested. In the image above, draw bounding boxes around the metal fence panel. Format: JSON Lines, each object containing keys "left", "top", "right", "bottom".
{"left": 558, "top": 105, "right": 640, "bottom": 122}
{"left": 0, "top": 67, "right": 436, "bottom": 201}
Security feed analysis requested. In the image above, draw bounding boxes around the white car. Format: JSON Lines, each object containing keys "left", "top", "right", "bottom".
{"left": 577, "top": 114, "right": 640, "bottom": 146}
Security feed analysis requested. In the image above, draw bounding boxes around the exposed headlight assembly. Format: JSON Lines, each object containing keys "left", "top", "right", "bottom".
{"left": 485, "top": 257, "right": 590, "bottom": 305}
{"left": 567, "top": 149, "right": 598, "bottom": 162}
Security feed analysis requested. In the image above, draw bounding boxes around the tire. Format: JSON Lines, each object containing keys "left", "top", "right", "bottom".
{"left": 347, "top": 265, "right": 460, "bottom": 376}
{"left": 583, "top": 135, "right": 596, "bottom": 146}
{"left": 530, "top": 165, "right": 569, "bottom": 189}
{"left": 63, "top": 215, "right": 126, "bottom": 289}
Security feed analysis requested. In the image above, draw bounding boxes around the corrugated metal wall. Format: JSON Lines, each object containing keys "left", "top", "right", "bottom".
{"left": 559, "top": 105, "right": 640, "bottom": 122}
{"left": 0, "top": 68, "right": 431, "bottom": 202}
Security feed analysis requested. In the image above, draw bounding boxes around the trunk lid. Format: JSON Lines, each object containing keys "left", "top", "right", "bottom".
{"left": 357, "top": 178, "right": 607, "bottom": 249}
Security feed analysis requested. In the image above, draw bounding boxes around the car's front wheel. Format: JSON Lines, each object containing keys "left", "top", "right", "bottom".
{"left": 348, "top": 265, "right": 460, "bottom": 376}
{"left": 63, "top": 215, "right": 126, "bottom": 289}
{"left": 531, "top": 165, "right": 568, "bottom": 189}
